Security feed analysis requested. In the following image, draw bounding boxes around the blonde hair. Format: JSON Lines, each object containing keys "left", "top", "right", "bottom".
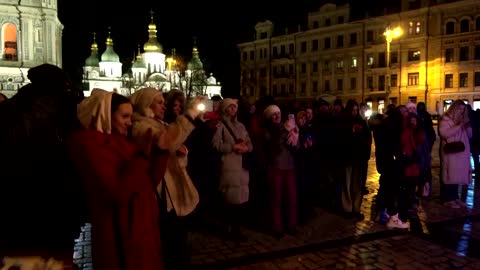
{"left": 445, "top": 99, "right": 468, "bottom": 123}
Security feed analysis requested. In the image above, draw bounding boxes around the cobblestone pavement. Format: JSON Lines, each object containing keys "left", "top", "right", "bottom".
{"left": 190, "top": 137, "right": 480, "bottom": 269}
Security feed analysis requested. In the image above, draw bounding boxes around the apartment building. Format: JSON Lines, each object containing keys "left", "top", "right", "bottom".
{"left": 238, "top": 0, "right": 480, "bottom": 114}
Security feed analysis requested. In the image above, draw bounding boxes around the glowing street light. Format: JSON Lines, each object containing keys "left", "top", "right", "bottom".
{"left": 383, "top": 26, "right": 402, "bottom": 93}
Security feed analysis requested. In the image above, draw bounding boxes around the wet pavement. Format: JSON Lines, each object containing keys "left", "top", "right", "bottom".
{"left": 189, "top": 137, "right": 480, "bottom": 269}
{"left": 70, "top": 135, "right": 480, "bottom": 269}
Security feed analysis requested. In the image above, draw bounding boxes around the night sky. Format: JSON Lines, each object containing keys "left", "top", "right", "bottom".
{"left": 57, "top": 0, "right": 398, "bottom": 96}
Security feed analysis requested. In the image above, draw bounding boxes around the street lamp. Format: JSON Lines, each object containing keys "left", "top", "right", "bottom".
{"left": 383, "top": 26, "right": 402, "bottom": 93}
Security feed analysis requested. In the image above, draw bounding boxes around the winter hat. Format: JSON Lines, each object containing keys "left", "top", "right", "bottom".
{"left": 263, "top": 104, "right": 281, "bottom": 119}
{"left": 221, "top": 98, "right": 238, "bottom": 113}
{"left": 406, "top": 101, "right": 417, "bottom": 111}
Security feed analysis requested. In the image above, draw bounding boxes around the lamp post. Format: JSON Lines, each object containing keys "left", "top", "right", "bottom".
{"left": 383, "top": 26, "right": 402, "bottom": 96}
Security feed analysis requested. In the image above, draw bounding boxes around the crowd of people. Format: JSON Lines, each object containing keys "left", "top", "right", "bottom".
{"left": 0, "top": 63, "right": 475, "bottom": 270}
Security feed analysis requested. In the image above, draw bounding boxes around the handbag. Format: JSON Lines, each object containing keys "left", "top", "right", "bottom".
{"left": 221, "top": 120, "right": 252, "bottom": 170}
{"left": 443, "top": 141, "right": 465, "bottom": 154}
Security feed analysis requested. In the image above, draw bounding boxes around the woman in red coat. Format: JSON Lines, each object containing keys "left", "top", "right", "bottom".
{"left": 68, "top": 88, "right": 164, "bottom": 270}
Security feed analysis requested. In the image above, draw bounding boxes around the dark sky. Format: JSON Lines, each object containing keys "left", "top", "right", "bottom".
{"left": 57, "top": 0, "right": 396, "bottom": 96}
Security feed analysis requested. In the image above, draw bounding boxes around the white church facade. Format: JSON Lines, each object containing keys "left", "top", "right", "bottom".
{"left": 82, "top": 14, "right": 223, "bottom": 98}
{"left": 0, "top": 0, "right": 63, "bottom": 98}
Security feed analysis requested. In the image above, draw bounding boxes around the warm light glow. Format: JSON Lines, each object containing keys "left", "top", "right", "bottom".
{"left": 364, "top": 109, "right": 372, "bottom": 118}
{"left": 197, "top": 103, "right": 206, "bottom": 111}
{"left": 384, "top": 26, "right": 403, "bottom": 41}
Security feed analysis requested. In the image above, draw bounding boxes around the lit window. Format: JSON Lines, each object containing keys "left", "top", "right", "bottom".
{"left": 416, "top": 22, "right": 421, "bottom": 34}
{"left": 351, "top": 56, "right": 357, "bottom": 68}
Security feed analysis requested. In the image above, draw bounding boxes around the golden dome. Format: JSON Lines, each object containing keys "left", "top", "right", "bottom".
{"left": 143, "top": 10, "right": 162, "bottom": 53}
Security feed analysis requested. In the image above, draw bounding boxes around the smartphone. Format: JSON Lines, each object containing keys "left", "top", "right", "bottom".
{"left": 197, "top": 99, "right": 214, "bottom": 112}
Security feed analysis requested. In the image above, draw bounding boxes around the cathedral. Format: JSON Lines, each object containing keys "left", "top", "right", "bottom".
{"left": 0, "top": 2, "right": 222, "bottom": 99}
{"left": 0, "top": 0, "right": 62, "bottom": 98}
{"left": 82, "top": 13, "right": 222, "bottom": 98}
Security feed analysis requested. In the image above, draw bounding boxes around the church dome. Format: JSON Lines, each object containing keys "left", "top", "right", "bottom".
{"left": 187, "top": 45, "right": 203, "bottom": 71}
{"left": 206, "top": 73, "right": 216, "bottom": 85}
{"left": 132, "top": 50, "right": 146, "bottom": 69}
{"left": 143, "top": 15, "right": 163, "bottom": 53}
{"left": 101, "top": 33, "right": 120, "bottom": 62}
{"left": 85, "top": 34, "right": 99, "bottom": 67}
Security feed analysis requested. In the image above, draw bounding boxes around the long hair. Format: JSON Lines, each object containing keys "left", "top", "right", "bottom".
{"left": 164, "top": 90, "right": 185, "bottom": 123}
{"left": 444, "top": 99, "right": 468, "bottom": 123}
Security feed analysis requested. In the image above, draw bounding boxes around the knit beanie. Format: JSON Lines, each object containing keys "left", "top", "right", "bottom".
{"left": 263, "top": 104, "right": 281, "bottom": 119}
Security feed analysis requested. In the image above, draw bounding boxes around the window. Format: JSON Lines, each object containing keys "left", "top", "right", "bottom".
{"left": 313, "top": 21, "right": 319, "bottom": 29}
{"left": 477, "top": 17, "right": 480, "bottom": 31}
{"left": 390, "top": 52, "right": 398, "bottom": 64}
{"left": 408, "top": 73, "right": 419, "bottom": 86}
{"left": 460, "top": 72, "right": 468, "bottom": 87}
{"left": 242, "top": 52, "right": 247, "bottom": 61}
{"left": 250, "top": 51, "right": 255, "bottom": 60}
{"left": 281, "top": 66, "right": 285, "bottom": 75}
{"left": 409, "top": 21, "right": 421, "bottom": 34}
{"left": 289, "top": 64, "right": 294, "bottom": 74}
{"left": 281, "top": 45, "right": 286, "bottom": 56}
{"left": 301, "top": 63, "right": 306, "bottom": 73}
{"left": 351, "top": 56, "right": 357, "bottom": 68}
{"left": 35, "top": 29, "right": 42, "bottom": 42}
{"left": 350, "top": 33, "right": 357, "bottom": 45}
{"left": 301, "top": 42, "right": 307, "bottom": 53}
{"left": 460, "top": 19, "right": 469, "bottom": 33}
{"left": 350, "top": 77, "right": 356, "bottom": 90}
{"left": 289, "top": 83, "right": 294, "bottom": 94}
{"left": 367, "top": 30, "right": 373, "bottom": 42}
{"left": 416, "top": 22, "right": 421, "bottom": 34}
{"left": 289, "top": 44, "right": 294, "bottom": 55}
{"left": 273, "top": 84, "right": 278, "bottom": 94}
{"left": 324, "top": 80, "right": 330, "bottom": 91}
{"left": 337, "top": 35, "right": 343, "bottom": 47}
{"left": 250, "top": 87, "right": 255, "bottom": 96}
{"left": 475, "top": 45, "right": 480, "bottom": 60}
{"left": 409, "top": 96, "right": 417, "bottom": 104}
{"left": 367, "top": 54, "right": 374, "bottom": 67}
{"left": 378, "top": 52, "right": 386, "bottom": 67}
{"left": 312, "top": 81, "right": 318, "bottom": 93}
{"left": 337, "top": 16, "right": 344, "bottom": 24}
{"left": 301, "top": 82, "right": 306, "bottom": 93}
{"left": 367, "top": 76, "right": 373, "bottom": 89}
{"left": 312, "top": 40, "right": 318, "bottom": 51}
{"left": 260, "top": 32, "right": 267, "bottom": 39}
{"left": 379, "top": 75, "right": 385, "bottom": 91}
{"left": 336, "top": 59, "right": 344, "bottom": 69}
{"left": 408, "top": 50, "right": 421, "bottom": 61}
{"left": 312, "top": 62, "right": 318, "bottom": 73}
{"left": 378, "top": 99, "right": 385, "bottom": 114}
{"left": 446, "top": 22, "right": 455, "bottom": 35}
{"left": 445, "top": 48, "right": 454, "bottom": 62}
{"left": 391, "top": 74, "right": 398, "bottom": 87}
{"left": 324, "top": 60, "right": 331, "bottom": 70}
{"left": 337, "top": 79, "right": 343, "bottom": 91}
{"left": 281, "top": 84, "right": 286, "bottom": 95}
{"left": 460, "top": 47, "right": 469, "bottom": 61}
{"left": 476, "top": 72, "right": 480, "bottom": 86}
{"left": 325, "top": 18, "right": 331, "bottom": 26}
{"left": 324, "top": 37, "right": 331, "bottom": 49}
{"left": 273, "top": 47, "right": 278, "bottom": 57}
{"left": 445, "top": 74, "right": 453, "bottom": 88}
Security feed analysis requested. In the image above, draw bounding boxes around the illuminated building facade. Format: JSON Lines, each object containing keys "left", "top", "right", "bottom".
{"left": 0, "top": 0, "right": 63, "bottom": 98}
{"left": 238, "top": 0, "right": 480, "bottom": 114}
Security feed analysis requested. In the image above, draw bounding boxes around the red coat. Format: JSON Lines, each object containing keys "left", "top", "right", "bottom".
{"left": 68, "top": 129, "right": 164, "bottom": 270}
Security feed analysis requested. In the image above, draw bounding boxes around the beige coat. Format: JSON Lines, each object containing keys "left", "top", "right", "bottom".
{"left": 131, "top": 113, "right": 199, "bottom": 216}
